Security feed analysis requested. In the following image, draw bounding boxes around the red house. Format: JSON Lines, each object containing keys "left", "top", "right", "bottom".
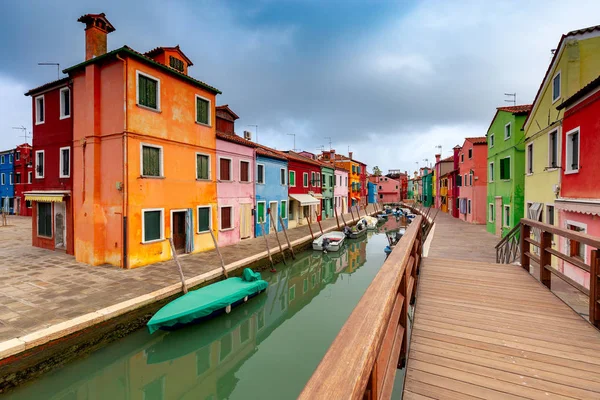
{"left": 13, "top": 143, "right": 34, "bottom": 216}
{"left": 457, "top": 137, "right": 487, "bottom": 224}
{"left": 358, "top": 160, "right": 367, "bottom": 206}
{"left": 24, "top": 77, "right": 74, "bottom": 255}
{"left": 286, "top": 151, "right": 323, "bottom": 228}
{"left": 555, "top": 75, "right": 600, "bottom": 288}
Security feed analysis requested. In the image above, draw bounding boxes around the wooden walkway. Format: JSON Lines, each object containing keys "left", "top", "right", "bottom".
{"left": 404, "top": 212, "right": 600, "bottom": 399}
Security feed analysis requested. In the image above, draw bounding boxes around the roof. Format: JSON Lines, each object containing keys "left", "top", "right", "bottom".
{"left": 524, "top": 24, "right": 600, "bottom": 130}
{"left": 441, "top": 155, "right": 454, "bottom": 162}
{"left": 216, "top": 104, "right": 240, "bottom": 120}
{"left": 324, "top": 152, "right": 364, "bottom": 165}
{"left": 63, "top": 46, "right": 221, "bottom": 94}
{"left": 216, "top": 131, "right": 255, "bottom": 148}
{"left": 24, "top": 77, "right": 70, "bottom": 96}
{"left": 465, "top": 137, "right": 487, "bottom": 145}
{"left": 77, "top": 13, "right": 115, "bottom": 33}
{"left": 284, "top": 151, "right": 325, "bottom": 168}
{"left": 496, "top": 104, "right": 532, "bottom": 115}
{"left": 254, "top": 143, "right": 288, "bottom": 161}
{"left": 145, "top": 45, "right": 194, "bottom": 66}
{"left": 557, "top": 74, "right": 600, "bottom": 110}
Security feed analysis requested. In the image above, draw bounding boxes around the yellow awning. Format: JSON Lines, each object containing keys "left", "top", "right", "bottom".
{"left": 25, "top": 194, "right": 65, "bottom": 203}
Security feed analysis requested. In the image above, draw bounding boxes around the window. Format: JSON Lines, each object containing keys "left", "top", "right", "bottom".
{"left": 142, "top": 377, "right": 165, "bottom": 400}
{"left": 311, "top": 172, "right": 316, "bottom": 186}
{"left": 240, "top": 160, "right": 250, "bottom": 182}
{"left": 303, "top": 172, "right": 309, "bottom": 187}
{"left": 565, "top": 128, "right": 579, "bottom": 173}
{"left": 59, "top": 147, "right": 70, "bottom": 178}
{"left": 566, "top": 222, "right": 586, "bottom": 261}
{"left": 504, "top": 123, "right": 511, "bottom": 140}
{"left": 526, "top": 143, "right": 533, "bottom": 174}
{"left": 547, "top": 205, "right": 555, "bottom": 228}
{"left": 141, "top": 144, "right": 163, "bottom": 177}
{"left": 469, "top": 173, "right": 473, "bottom": 186}
{"left": 500, "top": 157, "right": 510, "bottom": 180}
{"left": 503, "top": 205, "right": 510, "bottom": 227}
{"left": 379, "top": 185, "right": 382, "bottom": 190}
{"left": 8, "top": 154, "right": 12, "bottom": 163}
{"left": 9, "top": 173, "right": 12, "bottom": 185}
{"left": 289, "top": 285, "right": 296, "bottom": 303}
{"left": 489, "top": 134, "right": 494, "bottom": 148}
{"left": 15, "top": 173, "right": 21, "bottom": 184}
{"left": 548, "top": 129, "right": 558, "bottom": 168}
{"left": 35, "top": 150, "right": 44, "bottom": 178}
{"left": 0, "top": 155, "right": 4, "bottom": 164}
{"left": 489, "top": 162, "right": 494, "bottom": 182}
{"left": 196, "top": 347, "right": 211, "bottom": 377}
{"left": 35, "top": 95, "right": 44, "bottom": 124}
{"left": 256, "top": 202, "right": 266, "bottom": 224}
{"left": 345, "top": 177, "right": 348, "bottom": 186}
{"left": 280, "top": 200, "right": 287, "bottom": 219}
{"left": 289, "top": 170, "right": 296, "bottom": 187}
{"left": 461, "top": 154, "right": 464, "bottom": 163}
{"left": 220, "top": 206, "right": 233, "bottom": 230}
{"left": 26, "top": 200, "right": 32, "bottom": 208}
{"left": 316, "top": 172, "right": 321, "bottom": 187}
{"left": 196, "top": 153, "right": 210, "bottom": 180}
{"left": 280, "top": 168, "right": 286, "bottom": 185}
{"left": 136, "top": 71, "right": 160, "bottom": 110}
{"left": 60, "top": 87, "right": 70, "bottom": 119}
{"left": 220, "top": 333, "right": 232, "bottom": 361}
{"left": 489, "top": 204, "right": 494, "bottom": 222}
{"left": 142, "top": 209, "right": 164, "bottom": 243}
{"left": 552, "top": 71, "right": 561, "bottom": 103}
{"left": 15, "top": 152, "right": 20, "bottom": 161}
{"left": 468, "top": 199, "right": 472, "bottom": 214}
{"left": 330, "top": 175, "right": 334, "bottom": 187}
{"left": 169, "top": 56, "right": 184, "bottom": 72}
{"left": 38, "top": 203, "right": 52, "bottom": 238}
{"left": 219, "top": 158, "right": 232, "bottom": 181}
{"left": 468, "top": 148, "right": 472, "bottom": 159}
{"left": 196, "top": 95, "right": 210, "bottom": 125}
{"left": 28, "top": 171, "right": 32, "bottom": 184}
{"left": 379, "top": 194, "right": 383, "bottom": 199}
{"left": 257, "top": 164, "right": 265, "bottom": 184}
{"left": 322, "top": 174, "right": 326, "bottom": 188}
{"left": 463, "top": 174, "right": 467, "bottom": 186}
{"left": 0, "top": 174, "right": 4, "bottom": 185}
{"left": 197, "top": 206, "right": 211, "bottom": 233}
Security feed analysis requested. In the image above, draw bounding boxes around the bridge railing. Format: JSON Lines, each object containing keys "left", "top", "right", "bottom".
{"left": 299, "top": 215, "right": 425, "bottom": 400}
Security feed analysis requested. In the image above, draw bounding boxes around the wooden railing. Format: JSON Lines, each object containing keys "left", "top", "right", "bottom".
{"left": 495, "top": 223, "right": 521, "bottom": 264}
{"left": 299, "top": 215, "right": 426, "bottom": 400}
{"left": 520, "top": 218, "right": 600, "bottom": 327}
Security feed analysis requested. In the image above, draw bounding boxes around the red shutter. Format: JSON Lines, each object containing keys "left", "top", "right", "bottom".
{"left": 221, "top": 207, "right": 232, "bottom": 229}
{"left": 241, "top": 162, "right": 249, "bottom": 182}
{"left": 220, "top": 159, "right": 231, "bottom": 180}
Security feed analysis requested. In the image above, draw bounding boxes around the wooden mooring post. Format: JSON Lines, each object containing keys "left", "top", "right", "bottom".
{"left": 349, "top": 206, "right": 356, "bottom": 222}
{"left": 279, "top": 215, "right": 295, "bottom": 259}
{"left": 334, "top": 205, "right": 341, "bottom": 230}
{"left": 340, "top": 211, "right": 347, "bottom": 228}
{"left": 306, "top": 216, "right": 315, "bottom": 240}
{"left": 209, "top": 230, "right": 228, "bottom": 278}
{"left": 268, "top": 209, "right": 287, "bottom": 265}
{"left": 315, "top": 211, "right": 324, "bottom": 235}
{"left": 168, "top": 237, "right": 188, "bottom": 294}
{"left": 259, "top": 219, "right": 275, "bottom": 272}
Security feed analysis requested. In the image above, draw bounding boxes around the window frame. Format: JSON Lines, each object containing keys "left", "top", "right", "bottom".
{"left": 468, "top": 148, "right": 473, "bottom": 159}
{"left": 217, "top": 156, "right": 233, "bottom": 182}
{"left": 9, "top": 173, "right": 12, "bottom": 185}
{"left": 140, "top": 143, "right": 164, "bottom": 178}
{"left": 546, "top": 204, "right": 555, "bottom": 226}
{"left": 0, "top": 173, "right": 4, "bottom": 186}
{"left": 280, "top": 200, "right": 288, "bottom": 219}
{"left": 489, "top": 162, "right": 494, "bottom": 182}
{"left": 547, "top": 128, "right": 559, "bottom": 169}
{"left": 15, "top": 151, "right": 20, "bottom": 161}
{"left": 552, "top": 70, "right": 561, "bottom": 104}
{"left": 0, "top": 155, "right": 3, "bottom": 164}
{"left": 28, "top": 171, "right": 32, "bottom": 184}
{"left": 35, "top": 150, "right": 45, "bottom": 179}
{"left": 504, "top": 122, "right": 511, "bottom": 140}
{"left": 269, "top": 201, "right": 278, "bottom": 226}
{"left": 59, "top": 87, "right": 71, "bottom": 119}
{"left": 141, "top": 208, "right": 165, "bottom": 244}
{"left": 256, "top": 163, "right": 265, "bottom": 184}
{"left": 196, "top": 205, "right": 212, "bottom": 234}
{"left": 289, "top": 170, "right": 296, "bottom": 187}
{"left": 565, "top": 127, "right": 580, "bottom": 174}
{"left": 489, "top": 134, "right": 494, "bottom": 148}
{"left": 219, "top": 205, "right": 234, "bottom": 231}
{"left": 280, "top": 167, "right": 287, "bottom": 186}
{"left": 463, "top": 173, "right": 467, "bottom": 186}
{"left": 488, "top": 203, "right": 494, "bottom": 223}
{"left": 59, "top": 146, "right": 71, "bottom": 178}
{"left": 303, "top": 172, "right": 309, "bottom": 187}
{"left": 256, "top": 201, "right": 266, "bottom": 224}
{"left": 37, "top": 202, "right": 53, "bottom": 238}
{"left": 467, "top": 199, "right": 472, "bottom": 215}
{"left": 565, "top": 219, "right": 586, "bottom": 262}
{"left": 136, "top": 70, "right": 161, "bottom": 111}
{"left": 35, "top": 95, "right": 45, "bottom": 125}
{"left": 500, "top": 156, "right": 511, "bottom": 181}
{"left": 503, "top": 205, "right": 510, "bottom": 228}
{"left": 195, "top": 94, "right": 212, "bottom": 126}
{"left": 239, "top": 160, "right": 251, "bottom": 183}
{"left": 195, "top": 152, "right": 211, "bottom": 180}
{"left": 526, "top": 142, "right": 534, "bottom": 175}
{"left": 15, "top": 172, "right": 21, "bottom": 184}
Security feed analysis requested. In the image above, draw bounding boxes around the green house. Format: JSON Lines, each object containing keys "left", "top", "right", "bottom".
{"left": 486, "top": 105, "right": 531, "bottom": 237}
{"left": 321, "top": 165, "right": 335, "bottom": 218}
{"left": 422, "top": 168, "right": 433, "bottom": 207}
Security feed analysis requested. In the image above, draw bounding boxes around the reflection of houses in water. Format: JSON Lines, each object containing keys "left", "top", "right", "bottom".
{"left": 345, "top": 240, "right": 367, "bottom": 274}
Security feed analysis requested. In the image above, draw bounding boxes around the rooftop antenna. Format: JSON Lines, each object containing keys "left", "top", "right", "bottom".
{"left": 504, "top": 93, "right": 516, "bottom": 106}
{"left": 435, "top": 145, "right": 442, "bottom": 155}
{"left": 12, "top": 126, "right": 30, "bottom": 144}
{"left": 38, "top": 62, "right": 60, "bottom": 80}
{"left": 423, "top": 158, "right": 429, "bottom": 168}
{"left": 247, "top": 125, "right": 258, "bottom": 144}
{"left": 287, "top": 133, "right": 296, "bottom": 152}
{"left": 325, "top": 136, "right": 332, "bottom": 150}
{"left": 316, "top": 145, "right": 325, "bottom": 152}
{"left": 348, "top": 145, "right": 351, "bottom": 156}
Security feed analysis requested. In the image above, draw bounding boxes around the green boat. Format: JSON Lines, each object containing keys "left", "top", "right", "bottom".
{"left": 147, "top": 268, "right": 268, "bottom": 334}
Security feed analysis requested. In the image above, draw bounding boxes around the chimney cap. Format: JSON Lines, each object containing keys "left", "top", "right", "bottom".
{"left": 78, "top": 13, "right": 115, "bottom": 33}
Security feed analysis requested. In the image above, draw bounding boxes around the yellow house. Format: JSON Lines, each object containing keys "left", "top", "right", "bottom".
{"left": 524, "top": 25, "right": 600, "bottom": 232}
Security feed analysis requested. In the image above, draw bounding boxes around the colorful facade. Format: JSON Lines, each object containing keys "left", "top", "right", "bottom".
{"left": 422, "top": 168, "right": 433, "bottom": 207}
{"left": 334, "top": 167, "right": 348, "bottom": 216}
{"left": 318, "top": 150, "right": 363, "bottom": 207}
{"left": 286, "top": 151, "right": 322, "bottom": 228}
{"left": 369, "top": 175, "right": 400, "bottom": 204}
{"left": 320, "top": 164, "right": 335, "bottom": 219}
{"left": 449, "top": 146, "right": 461, "bottom": 218}
{"left": 13, "top": 143, "right": 34, "bottom": 216}
{"left": 486, "top": 105, "right": 531, "bottom": 237}
{"left": 0, "top": 149, "right": 14, "bottom": 213}
{"left": 433, "top": 154, "right": 453, "bottom": 211}
{"left": 457, "top": 137, "right": 487, "bottom": 224}
{"left": 367, "top": 181, "right": 378, "bottom": 204}
{"left": 254, "top": 145, "right": 288, "bottom": 237}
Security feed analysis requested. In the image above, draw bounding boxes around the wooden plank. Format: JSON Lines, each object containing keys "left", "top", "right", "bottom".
{"left": 375, "top": 293, "right": 404, "bottom": 394}
{"left": 379, "top": 325, "right": 405, "bottom": 400}
{"left": 403, "top": 379, "right": 481, "bottom": 400}
{"left": 546, "top": 247, "right": 591, "bottom": 272}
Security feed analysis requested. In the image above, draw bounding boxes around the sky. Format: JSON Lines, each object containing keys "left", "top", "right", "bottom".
{"left": 1, "top": 0, "right": 600, "bottom": 174}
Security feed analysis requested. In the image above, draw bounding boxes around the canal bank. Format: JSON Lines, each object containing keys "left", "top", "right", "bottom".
{"left": 0, "top": 205, "right": 382, "bottom": 393}
{"left": 4, "top": 224, "right": 404, "bottom": 399}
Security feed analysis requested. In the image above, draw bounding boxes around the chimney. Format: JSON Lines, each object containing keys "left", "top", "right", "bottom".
{"left": 78, "top": 13, "right": 115, "bottom": 61}
{"left": 453, "top": 145, "right": 461, "bottom": 170}
{"left": 349, "top": 151, "right": 353, "bottom": 159}
{"left": 435, "top": 154, "right": 441, "bottom": 163}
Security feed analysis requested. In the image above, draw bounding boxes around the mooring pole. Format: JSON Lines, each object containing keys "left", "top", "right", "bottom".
{"left": 279, "top": 215, "right": 295, "bottom": 259}
{"left": 268, "top": 208, "right": 286, "bottom": 265}
{"left": 334, "top": 205, "right": 341, "bottom": 230}
{"left": 168, "top": 237, "right": 188, "bottom": 294}
{"left": 306, "top": 216, "right": 315, "bottom": 240}
{"left": 259, "top": 218, "right": 276, "bottom": 272}
{"left": 341, "top": 212, "right": 347, "bottom": 227}
{"left": 315, "top": 210, "right": 324, "bottom": 235}
{"left": 209, "top": 230, "right": 228, "bottom": 278}
{"left": 349, "top": 206, "right": 356, "bottom": 222}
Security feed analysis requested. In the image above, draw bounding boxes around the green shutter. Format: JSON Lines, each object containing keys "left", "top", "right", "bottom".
{"left": 280, "top": 201, "right": 287, "bottom": 219}
{"left": 143, "top": 146, "right": 161, "bottom": 176}
{"left": 198, "top": 207, "right": 210, "bottom": 232}
{"left": 197, "top": 154, "right": 209, "bottom": 179}
{"left": 143, "top": 210, "right": 161, "bottom": 241}
{"left": 197, "top": 97, "right": 209, "bottom": 124}
{"left": 289, "top": 171, "right": 295, "bottom": 186}
{"left": 257, "top": 203, "right": 265, "bottom": 223}
{"left": 500, "top": 158, "right": 510, "bottom": 180}
{"left": 139, "top": 75, "right": 158, "bottom": 109}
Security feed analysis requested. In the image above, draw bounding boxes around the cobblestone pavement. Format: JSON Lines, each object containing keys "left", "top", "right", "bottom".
{"left": 0, "top": 211, "right": 367, "bottom": 342}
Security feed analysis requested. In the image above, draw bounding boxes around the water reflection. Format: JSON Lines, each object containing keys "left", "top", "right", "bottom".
{"left": 8, "top": 223, "right": 405, "bottom": 400}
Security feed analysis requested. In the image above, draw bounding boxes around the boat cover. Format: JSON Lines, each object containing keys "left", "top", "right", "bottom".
{"left": 147, "top": 268, "right": 268, "bottom": 334}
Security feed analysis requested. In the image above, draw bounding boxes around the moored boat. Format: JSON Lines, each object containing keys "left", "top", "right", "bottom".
{"left": 362, "top": 216, "right": 379, "bottom": 230}
{"left": 344, "top": 220, "right": 368, "bottom": 239}
{"left": 312, "top": 231, "right": 346, "bottom": 251}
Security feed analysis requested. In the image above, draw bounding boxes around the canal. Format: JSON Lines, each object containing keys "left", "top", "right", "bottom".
{"left": 7, "top": 225, "right": 406, "bottom": 400}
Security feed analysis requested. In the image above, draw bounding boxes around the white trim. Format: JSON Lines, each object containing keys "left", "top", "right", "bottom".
{"left": 59, "top": 87, "right": 71, "bottom": 119}
{"left": 565, "top": 126, "right": 580, "bottom": 174}
{"left": 219, "top": 205, "right": 234, "bottom": 231}
{"left": 141, "top": 208, "right": 165, "bottom": 244}
{"left": 488, "top": 162, "right": 494, "bottom": 182}
{"left": 552, "top": 70, "right": 561, "bottom": 104}
{"left": 269, "top": 201, "right": 278, "bottom": 226}
{"left": 217, "top": 156, "right": 233, "bottom": 182}
{"left": 316, "top": 172, "right": 321, "bottom": 187}
{"left": 196, "top": 205, "right": 212, "bottom": 233}
{"left": 195, "top": 152, "right": 211, "bottom": 180}
{"left": 256, "top": 201, "right": 267, "bottom": 224}
{"left": 303, "top": 172, "right": 309, "bottom": 188}
{"left": 35, "top": 150, "right": 45, "bottom": 179}
{"left": 28, "top": 171, "right": 32, "bottom": 184}
{"left": 256, "top": 163, "right": 265, "bottom": 184}
{"left": 0, "top": 173, "right": 4, "bottom": 186}
{"left": 489, "top": 133, "right": 494, "bottom": 148}
{"left": 504, "top": 122, "right": 511, "bottom": 140}
{"left": 239, "top": 159, "right": 251, "bottom": 183}
{"left": 526, "top": 142, "right": 534, "bottom": 175}
{"left": 59, "top": 147, "right": 71, "bottom": 178}
{"left": 140, "top": 143, "right": 164, "bottom": 177}
{"left": 280, "top": 167, "right": 287, "bottom": 186}
{"left": 136, "top": 70, "right": 161, "bottom": 111}
{"left": 503, "top": 204, "right": 511, "bottom": 227}
{"left": 488, "top": 203, "right": 494, "bottom": 223}
{"left": 8, "top": 173, "right": 12, "bottom": 185}
{"left": 564, "top": 219, "right": 587, "bottom": 262}
{"left": 289, "top": 170, "right": 296, "bottom": 187}
{"left": 35, "top": 95, "right": 45, "bottom": 125}
{"left": 169, "top": 209, "right": 188, "bottom": 245}
{"left": 547, "top": 128, "right": 560, "bottom": 170}
{"left": 467, "top": 199, "right": 472, "bottom": 214}
{"left": 194, "top": 94, "right": 212, "bottom": 126}
{"left": 500, "top": 155, "right": 511, "bottom": 181}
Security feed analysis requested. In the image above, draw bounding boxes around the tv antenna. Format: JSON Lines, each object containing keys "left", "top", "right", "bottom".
{"left": 38, "top": 62, "right": 60, "bottom": 80}
{"left": 423, "top": 158, "right": 429, "bottom": 168}
{"left": 247, "top": 125, "right": 258, "bottom": 144}
{"left": 287, "top": 133, "right": 296, "bottom": 152}
{"left": 324, "top": 136, "right": 332, "bottom": 150}
{"left": 12, "top": 126, "right": 30, "bottom": 143}
{"left": 435, "top": 145, "right": 442, "bottom": 155}
{"left": 504, "top": 93, "right": 516, "bottom": 106}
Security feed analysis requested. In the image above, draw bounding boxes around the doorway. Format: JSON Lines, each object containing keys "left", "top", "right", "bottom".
{"left": 172, "top": 210, "right": 186, "bottom": 253}
{"left": 240, "top": 203, "right": 252, "bottom": 239}
{"left": 15, "top": 198, "right": 20, "bottom": 215}
{"left": 54, "top": 202, "right": 66, "bottom": 249}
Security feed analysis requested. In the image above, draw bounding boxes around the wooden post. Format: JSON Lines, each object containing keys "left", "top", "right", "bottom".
{"left": 315, "top": 211, "right": 324, "bottom": 235}
{"left": 168, "top": 237, "right": 188, "bottom": 294}
{"left": 259, "top": 218, "right": 275, "bottom": 271}
{"left": 279, "top": 215, "right": 295, "bottom": 259}
{"left": 209, "top": 230, "right": 228, "bottom": 278}
{"left": 349, "top": 206, "right": 356, "bottom": 222}
{"left": 520, "top": 223, "right": 531, "bottom": 272}
{"left": 341, "top": 212, "right": 347, "bottom": 228}
{"left": 399, "top": 255, "right": 408, "bottom": 368}
{"left": 590, "top": 250, "right": 600, "bottom": 328}
{"left": 334, "top": 205, "right": 341, "bottom": 230}
{"left": 269, "top": 209, "right": 286, "bottom": 265}
{"left": 539, "top": 230, "right": 552, "bottom": 289}
{"left": 306, "top": 216, "right": 315, "bottom": 240}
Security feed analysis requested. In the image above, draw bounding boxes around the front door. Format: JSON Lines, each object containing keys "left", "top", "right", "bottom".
{"left": 54, "top": 202, "right": 66, "bottom": 249}
{"left": 15, "top": 198, "right": 20, "bottom": 215}
{"left": 172, "top": 211, "right": 186, "bottom": 252}
{"left": 240, "top": 203, "right": 252, "bottom": 239}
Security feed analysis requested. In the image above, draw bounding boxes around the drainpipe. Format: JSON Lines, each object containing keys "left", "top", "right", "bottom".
{"left": 117, "top": 54, "right": 129, "bottom": 268}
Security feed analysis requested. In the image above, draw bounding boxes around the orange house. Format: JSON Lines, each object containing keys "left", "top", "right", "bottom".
{"left": 64, "top": 13, "right": 221, "bottom": 267}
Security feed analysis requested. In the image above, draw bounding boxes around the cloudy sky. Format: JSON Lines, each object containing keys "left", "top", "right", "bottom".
{"left": 2, "top": 0, "right": 600, "bottom": 173}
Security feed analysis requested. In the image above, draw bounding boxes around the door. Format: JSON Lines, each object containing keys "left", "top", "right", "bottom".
{"left": 240, "top": 203, "right": 252, "bottom": 239}
{"left": 15, "top": 198, "right": 20, "bottom": 215}
{"left": 54, "top": 202, "right": 66, "bottom": 249}
{"left": 342, "top": 197, "right": 347, "bottom": 214}
{"left": 269, "top": 201, "right": 278, "bottom": 231}
{"left": 172, "top": 211, "right": 186, "bottom": 252}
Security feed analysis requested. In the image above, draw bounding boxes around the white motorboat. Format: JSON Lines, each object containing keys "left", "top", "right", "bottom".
{"left": 362, "top": 216, "right": 379, "bottom": 230}
{"left": 312, "top": 231, "right": 346, "bottom": 252}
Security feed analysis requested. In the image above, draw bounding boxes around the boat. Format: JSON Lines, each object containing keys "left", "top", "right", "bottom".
{"left": 344, "top": 220, "right": 368, "bottom": 239}
{"left": 376, "top": 213, "right": 388, "bottom": 221}
{"left": 312, "top": 231, "right": 346, "bottom": 251}
{"left": 362, "top": 216, "right": 379, "bottom": 230}
{"left": 147, "top": 268, "right": 268, "bottom": 334}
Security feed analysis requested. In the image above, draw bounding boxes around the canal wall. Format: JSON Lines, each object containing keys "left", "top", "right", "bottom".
{"left": 0, "top": 206, "right": 380, "bottom": 393}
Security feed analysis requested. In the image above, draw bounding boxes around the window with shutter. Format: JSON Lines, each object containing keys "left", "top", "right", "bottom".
{"left": 548, "top": 130, "right": 558, "bottom": 168}
{"left": 35, "top": 96, "right": 44, "bottom": 124}
{"left": 240, "top": 161, "right": 250, "bottom": 182}
{"left": 220, "top": 207, "right": 232, "bottom": 230}
{"left": 142, "top": 145, "right": 162, "bottom": 177}
{"left": 138, "top": 73, "right": 159, "bottom": 110}
{"left": 196, "top": 154, "right": 209, "bottom": 180}
{"left": 60, "top": 88, "right": 70, "bottom": 119}
{"left": 257, "top": 164, "right": 265, "bottom": 184}
{"left": 143, "top": 209, "right": 163, "bottom": 242}
{"left": 60, "top": 147, "right": 70, "bottom": 178}
{"left": 37, "top": 203, "right": 52, "bottom": 237}
{"left": 257, "top": 202, "right": 265, "bottom": 224}
{"left": 169, "top": 56, "right": 184, "bottom": 72}
{"left": 289, "top": 171, "right": 295, "bottom": 186}
{"left": 303, "top": 173, "right": 308, "bottom": 187}
{"left": 280, "top": 201, "right": 287, "bottom": 219}
{"left": 35, "top": 150, "right": 44, "bottom": 178}
{"left": 219, "top": 158, "right": 231, "bottom": 181}
{"left": 566, "top": 130, "right": 579, "bottom": 172}
{"left": 197, "top": 206, "right": 210, "bottom": 232}
{"left": 196, "top": 96, "right": 210, "bottom": 125}
{"left": 500, "top": 157, "right": 510, "bottom": 180}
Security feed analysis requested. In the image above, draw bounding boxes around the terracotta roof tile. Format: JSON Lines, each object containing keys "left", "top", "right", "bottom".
{"left": 254, "top": 143, "right": 288, "bottom": 161}
{"left": 216, "top": 131, "right": 255, "bottom": 148}
{"left": 496, "top": 104, "right": 532, "bottom": 114}
{"left": 465, "top": 137, "right": 487, "bottom": 145}
{"left": 144, "top": 45, "right": 194, "bottom": 66}
{"left": 25, "top": 77, "right": 70, "bottom": 96}
{"left": 557, "top": 74, "right": 600, "bottom": 110}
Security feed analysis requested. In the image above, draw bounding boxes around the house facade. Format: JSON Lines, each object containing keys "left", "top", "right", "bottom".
{"left": 254, "top": 145, "right": 288, "bottom": 237}
{"left": 286, "top": 151, "right": 322, "bottom": 228}
{"left": 0, "top": 149, "right": 14, "bottom": 213}
{"left": 367, "top": 181, "right": 378, "bottom": 204}
{"left": 334, "top": 167, "right": 348, "bottom": 216}
{"left": 369, "top": 175, "right": 400, "bottom": 204}
{"left": 457, "top": 137, "right": 487, "bottom": 224}
{"left": 433, "top": 154, "right": 453, "bottom": 211}
{"left": 422, "top": 168, "right": 433, "bottom": 207}
{"left": 320, "top": 164, "right": 335, "bottom": 219}
{"left": 13, "top": 143, "right": 34, "bottom": 216}
{"left": 318, "top": 150, "right": 363, "bottom": 207}
{"left": 486, "top": 105, "right": 531, "bottom": 237}
{"left": 358, "top": 160, "right": 367, "bottom": 206}
{"left": 24, "top": 77, "right": 74, "bottom": 255}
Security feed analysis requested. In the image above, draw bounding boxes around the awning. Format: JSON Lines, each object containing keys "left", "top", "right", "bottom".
{"left": 289, "top": 193, "right": 319, "bottom": 206}
{"left": 351, "top": 197, "right": 359, "bottom": 201}
{"left": 24, "top": 191, "right": 69, "bottom": 203}
{"left": 556, "top": 198, "right": 600, "bottom": 216}
{"left": 312, "top": 193, "right": 323, "bottom": 199}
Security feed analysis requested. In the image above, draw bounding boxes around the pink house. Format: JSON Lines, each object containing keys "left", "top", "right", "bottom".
{"left": 334, "top": 167, "right": 349, "bottom": 215}
{"left": 457, "top": 137, "right": 487, "bottom": 224}
{"left": 369, "top": 175, "right": 400, "bottom": 204}
{"left": 215, "top": 106, "right": 256, "bottom": 246}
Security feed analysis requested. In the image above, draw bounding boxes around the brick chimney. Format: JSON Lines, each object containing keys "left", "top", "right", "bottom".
{"left": 349, "top": 151, "right": 353, "bottom": 159}
{"left": 435, "top": 154, "right": 441, "bottom": 163}
{"left": 78, "top": 13, "right": 115, "bottom": 61}
{"left": 453, "top": 145, "right": 461, "bottom": 170}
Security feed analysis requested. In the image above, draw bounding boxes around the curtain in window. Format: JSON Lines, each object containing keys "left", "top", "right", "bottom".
{"left": 143, "top": 146, "right": 160, "bottom": 176}
{"left": 139, "top": 76, "right": 157, "bottom": 109}
{"left": 185, "top": 208, "right": 194, "bottom": 253}
{"left": 197, "top": 98, "right": 209, "bottom": 124}
{"left": 197, "top": 154, "right": 209, "bottom": 179}
{"left": 220, "top": 159, "right": 231, "bottom": 180}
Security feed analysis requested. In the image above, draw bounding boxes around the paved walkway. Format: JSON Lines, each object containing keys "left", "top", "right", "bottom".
{"left": 0, "top": 209, "right": 368, "bottom": 343}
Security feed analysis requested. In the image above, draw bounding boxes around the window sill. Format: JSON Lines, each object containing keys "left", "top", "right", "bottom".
{"left": 137, "top": 104, "right": 162, "bottom": 113}
{"left": 35, "top": 121, "right": 45, "bottom": 125}
{"left": 217, "top": 179, "right": 233, "bottom": 183}
{"left": 195, "top": 121, "right": 212, "bottom": 128}
{"left": 38, "top": 234, "right": 53, "bottom": 239}
{"left": 220, "top": 227, "right": 234, "bottom": 232}
{"left": 59, "top": 115, "right": 71, "bottom": 120}
{"left": 564, "top": 169, "right": 579, "bottom": 175}
{"left": 142, "top": 238, "right": 165, "bottom": 244}
{"left": 526, "top": 173, "right": 533, "bottom": 176}
{"left": 257, "top": 182, "right": 265, "bottom": 185}
{"left": 140, "top": 175, "right": 165, "bottom": 179}
{"left": 240, "top": 181, "right": 252, "bottom": 184}
{"left": 197, "top": 230, "right": 211, "bottom": 234}
{"left": 59, "top": 175, "right": 70, "bottom": 179}
{"left": 546, "top": 167, "right": 559, "bottom": 172}
{"left": 196, "top": 178, "right": 211, "bottom": 182}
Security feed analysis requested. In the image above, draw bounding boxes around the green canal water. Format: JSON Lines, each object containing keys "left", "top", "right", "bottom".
{"left": 8, "top": 227, "right": 408, "bottom": 400}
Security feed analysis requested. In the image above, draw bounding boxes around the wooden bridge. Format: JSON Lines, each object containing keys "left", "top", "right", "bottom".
{"left": 300, "top": 208, "right": 600, "bottom": 399}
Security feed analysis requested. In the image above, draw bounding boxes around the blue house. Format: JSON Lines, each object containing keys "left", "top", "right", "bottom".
{"left": 255, "top": 145, "right": 289, "bottom": 237}
{"left": 0, "top": 149, "right": 15, "bottom": 214}
{"left": 367, "top": 181, "right": 378, "bottom": 204}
